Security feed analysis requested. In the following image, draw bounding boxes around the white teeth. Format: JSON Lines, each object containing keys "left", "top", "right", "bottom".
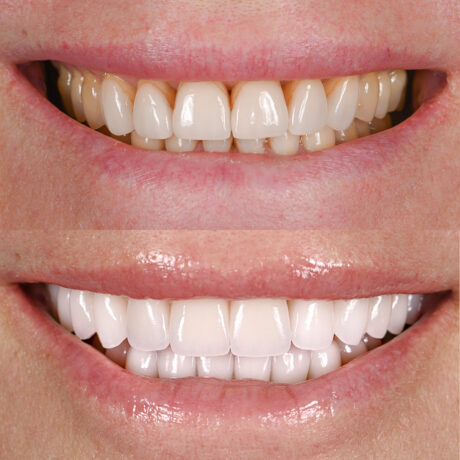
{"left": 69, "top": 290, "right": 95, "bottom": 340}
{"left": 234, "top": 138, "right": 265, "bottom": 154}
{"left": 157, "top": 347, "right": 196, "bottom": 378}
{"left": 93, "top": 294, "right": 127, "bottom": 349}
{"left": 170, "top": 299, "right": 230, "bottom": 356}
{"left": 101, "top": 75, "right": 135, "bottom": 136}
{"left": 406, "top": 294, "right": 423, "bottom": 325}
{"left": 362, "top": 334, "right": 382, "bottom": 351}
{"left": 126, "top": 299, "right": 169, "bottom": 352}
{"left": 131, "top": 131, "right": 165, "bottom": 151}
{"left": 374, "top": 71, "right": 391, "bottom": 119}
{"left": 81, "top": 72, "right": 105, "bottom": 129}
{"left": 301, "top": 125, "right": 335, "bottom": 152}
{"left": 388, "top": 294, "right": 409, "bottom": 334}
{"left": 70, "top": 70, "right": 86, "bottom": 123}
{"left": 125, "top": 348, "right": 158, "bottom": 377}
{"left": 289, "top": 300, "right": 335, "bottom": 350}
{"left": 268, "top": 132, "right": 300, "bottom": 156}
{"left": 334, "top": 298, "right": 369, "bottom": 346}
{"left": 105, "top": 340, "right": 129, "bottom": 367}
{"left": 284, "top": 79, "right": 328, "bottom": 135}
{"left": 47, "top": 284, "right": 59, "bottom": 318}
{"left": 355, "top": 73, "right": 379, "bottom": 122}
{"left": 202, "top": 137, "right": 233, "bottom": 152}
{"left": 308, "top": 341, "right": 341, "bottom": 379}
{"left": 337, "top": 339, "right": 367, "bottom": 364}
{"left": 366, "top": 295, "right": 392, "bottom": 339}
{"left": 230, "top": 299, "right": 291, "bottom": 357}
{"left": 231, "top": 81, "right": 288, "bottom": 139}
{"left": 197, "top": 354, "right": 234, "bottom": 379}
{"left": 325, "top": 76, "right": 359, "bottom": 130}
{"left": 133, "top": 81, "right": 173, "bottom": 139}
{"left": 57, "top": 286, "right": 73, "bottom": 332}
{"left": 271, "top": 345, "right": 311, "bottom": 384}
{"left": 173, "top": 82, "right": 231, "bottom": 140}
{"left": 234, "top": 356, "right": 272, "bottom": 381}
{"left": 165, "top": 135, "right": 197, "bottom": 152}
{"left": 388, "top": 70, "right": 407, "bottom": 112}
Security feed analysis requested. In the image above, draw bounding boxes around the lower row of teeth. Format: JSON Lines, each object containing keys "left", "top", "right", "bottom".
{"left": 54, "top": 63, "right": 407, "bottom": 155}
{"left": 47, "top": 285, "right": 423, "bottom": 383}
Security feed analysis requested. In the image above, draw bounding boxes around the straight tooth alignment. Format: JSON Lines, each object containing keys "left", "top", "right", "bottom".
{"left": 47, "top": 285, "right": 424, "bottom": 383}
{"left": 54, "top": 63, "right": 407, "bottom": 155}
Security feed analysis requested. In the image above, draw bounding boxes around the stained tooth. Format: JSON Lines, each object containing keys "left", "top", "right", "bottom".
{"left": 325, "top": 76, "right": 359, "bottom": 130}
{"left": 234, "top": 138, "right": 265, "bottom": 154}
{"left": 366, "top": 295, "right": 392, "bottom": 339}
{"left": 336, "top": 339, "right": 367, "bottom": 364}
{"left": 70, "top": 69, "right": 86, "bottom": 122}
{"left": 126, "top": 299, "right": 169, "bottom": 352}
{"left": 197, "top": 354, "right": 234, "bottom": 379}
{"left": 101, "top": 75, "right": 135, "bottom": 136}
{"left": 334, "top": 121, "right": 358, "bottom": 144}
{"left": 131, "top": 131, "right": 165, "bottom": 150}
{"left": 133, "top": 81, "right": 174, "bottom": 139}
{"left": 369, "top": 114, "right": 392, "bottom": 133}
{"left": 374, "top": 71, "right": 392, "bottom": 119}
{"left": 93, "top": 294, "right": 127, "bottom": 349}
{"left": 105, "top": 339, "right": 129, "bottom": 367}
{"left": 231, "top": 81, "right": 288, "bottom": 139}
{"left": 289, "top": 300, "right": 335, "bottom": 351}
{"left": 173, "top": 82, "right": 231, "bottom": 140}
{"left": 301, "top": 126, "right": 335, "bottom": 152}
{"left": 165, "top": 135, "right": 197, "bottom": 152}
{"left": 81, "top": 72, "right": 105, "bottom": 129}
{"left": 234, "top": 356, "right": 271, "bottom": 381}
{"left": 268, "top": 132, "right": 300, "bottom": 156}
{"left": 308, "top": 341, "right": 341, "bottom": 379}
{"left": 406, "top": 294, "right": 423, "bottom": 325}
{"left": 170, "top": 299, "right": 230, "bottom": 356}
{"left": 57, "top": 65, "right": 74, "bottom": 117}
{"left": 284, "top": 79, "right": 328, "bottom": 135}
{"left": 230, "top": 299, "right": 291, "bottom": 357}
{"left": 57, "top": 287, "right": 73, "bottom": 331}
{"left": 355, "top": 73, "right": 379, "bottom": 122}
{"left": 388, "top": 70, "right": 407, "bottom": 112}
{"left": 362, "top": 334, "right": 382, "bottom": 350}
{"left": 271, "top": 345, "right": 310, "bottom": 383}
{"left": 69, "top": 290, "right": 95, "bottom": 340}
{"left": 125, "top": 348, "right": 158, "bottom": 377}
{"left": 334, "top": 298, "right": 369, "bottom": 345}
{"left": 203, "top": 137, "right": 233, "bottom": 152}
{"left": 157, "top": 347, "right": 196, "bottom": 378}
{"left": 388, "top": 294, "right": 409, "bottom": 334}
{"left": 354, "top": 118, "right": 371, "bottom": 137}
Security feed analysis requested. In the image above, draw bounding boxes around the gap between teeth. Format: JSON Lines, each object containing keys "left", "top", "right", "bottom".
{"left": 47, "top": 285, "right": 423, "bottom": 383}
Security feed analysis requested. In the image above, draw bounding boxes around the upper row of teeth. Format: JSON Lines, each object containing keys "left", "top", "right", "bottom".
{"left": 55, "top": 63, "right": 407, "bottom": 155}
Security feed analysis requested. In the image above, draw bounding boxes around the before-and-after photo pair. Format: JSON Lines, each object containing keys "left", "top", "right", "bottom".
{"left": 0, "top": 1, "right": 459, "bottom": 459}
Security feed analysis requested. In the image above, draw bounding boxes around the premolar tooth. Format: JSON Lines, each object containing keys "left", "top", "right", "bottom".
{"left": 355, "top": 73, "right": 379, "bottom": 122}
{"left": 268, "top": 132, "right": 300, "bottom": 156}
{"left": 334, "top": 298, "right": 369, "bottom": 345}
{"left": 369, "top": 114, "right": 392, "bottom": 133}
{"left": 334, "top": 122, "right": 358, "bottom": 144}
{"left": 131, "top": 131, "right": 165, "bottom": 150}
{"left": 231, "top": 81, "right": 288, "bottom": 139}
{"left": 157, "top": 347, "right": 196, "bottom": 378}
{"left": 374, "top": 71, "right": 391, "bottom": 119}
{"left": 388, "top": 70, "right": 407, "bottom": 111}
{"left": 69, "top": 290, "right": 95, "bottom": 340}
{"left": 173, "top": 82, "right": 231, "bottom": 140}
{"left": 47, "top": 284, "right": 59, "bottom": 318}
{"left": 354, "top": 119, "right": 371, "bottom": 137}
{"left": 325, "top": 76, "right": 359, "bottom": 130}
{"left": 230, "top": 299, "right": 291, "bottom": 357}
{"left": 284, "top": 79, "right": 328, "bottom": 135}
{"left": 301, "top": 125, "right": 335, "bottom": 152}
{"left": 165, "top": 135, "right": 197, "bottom": 152}
{"left": 289, "top": 300, "right": 335, "bottom": 350}
{"left": 406, "top": 294, "right": 423, "bottom": 325}
{"left": 366, "top": 295, "right": 392, "bottom": 339}
{"left": 101, "top": 75, "right": 135, "bottom": 136}
{"left": 125, "top": 348, "right": 158, "bottom": 377}
{"left": 234, "top": 356, "right": 271, "bottom": 381}
{"left": 133, "top": 81, "right": 174, "bottom": 139}
{"left": 93, "top": 294, "right": 127, "bottom": 349}
{"left": 81, "top": 72, "right": 105, "bottom": 129}
{"left": 57, "top": 65, "right": 74, "bottom": 117}
{"left": 70, "top": 69, "right": 86, "bottom": 122}
{"left": 170, "top": 299, "right": 230, "bottom": 356}
{"left": 308, "top": 341, "right": 341, "bottom": 379}
{"left": 57, "top": 287, "right": 73, "bottom": 331}
{"left": 203, "top": 137, "right": 233, "bottom": 152}
{"left": 271, "top": 345, "right": 310, "bottom": 384}
{"left": 105, "top": 339, "right": 129, "bottom": 367}
{"left": 235, "top": 138, "right": 265, "bottom": 154}
{"left": 197, "top": 354, "right": 234, "bottom": 379}
{"left": 126, "top": 299, "right": 170, "bottom": 352}
{"left": 388, "top": 294, "right": 409, "bottom": 334}
{"left": 362, "top": 334, "right": 382, "bottom": 350}
{"left": 337, "top": 339, "right": 367, "bottom": 364}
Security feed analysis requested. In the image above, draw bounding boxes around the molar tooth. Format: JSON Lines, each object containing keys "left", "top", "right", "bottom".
{"left": 105, "top": 340, "right": 129, "bottom": 367}
{"left": 127, "top": 299, "right": 170, "bottom": 352}
{"left": 374, "top": 71, "right": 392, "bottom": 119}
{"left": 165, "top": 135, "right": 197, "bottom": 152}
{"left": 170, "top": 299, "right": 230, "bottom": 357}
{"left": 308, "top": 341, "right": 341, "bottom": 379}
{"left": 57, "top": 286, "right": 73, "bottom": 332}
{"left": 230, "top": 299, "right": 291, "bottom": 357}
{"left": 197, "top": 354, "right": 234, "bottom": 379}
{"left": 325, "top": 76, "right": 359, "bottom": 130}
{"left": 406, "top": 294, "right": 423, "bottom": 325}
{"left": 336, "top": 339, "right": 367, "bottom": 364}
{"left": 334, "top": 298, "right": 369, "bottom": 346}
{"left": 70, "top": 69, "right": 86, "bottom": 122}
{"left": 354, "top": 118, "right": 371, "bottom": 137}
{"left": 268, "top": 132, "right": 300, "bottom": 156}
{"left": 93, "top": 294, "right": 128, "bottom": 349}
{"left": 284, "top": 79, "right": 328, "bottom": 135}
{"left": 173, "top": 82, "right": 231, "bottom": 140}
{"left": 301, "top": 125, "right": 335, "bottom": 152}
{"left": 355, "top": 73, "right": 379, "bottom": 122}
{"left": 157, "top": 347, "right": 196, "bottom": 378}
{"left": 388, "top": 294, "right": 409, "bottom": 334}
{"left": 101, "top": 75, "right": 135, "bottom": 136}
{"left": 235, "top": 138, "right": 265, "bottom": 154}
{"left": 334, "top": 121, "right": 358, "bottom": 144}
{"left": 203, "top": 137, "right": 233, "bottom": 152}
{"left": 366, "top": 295, "right": 392, "bottom": 339}
{"left": 125, "top": 348, "right": 158, "bottom": 377}
{"left": 131, "top": 131, "right": 165, "bottom": 150}
{"left": 231, "top": 81, "right": 288, "bottom": 139}
{"left": 57, "top": 65, "right": 74, "bottom": 117}
{"left": 234, "top": 356, "right": 271, "bottom": 381}
{"left": 369, "top": 114, "right": 392, "bottom": 133}
{"left": 271, "top": 345, "right": 310, "bottom": 384}
{"left": 81, "top": 72, "right": 105, "bottom": 129}
{"left": 388, "top": 70, "right": 407, "bottom": 112}
{"left": 69, "top": 290, "right": 95, "bottom": 340}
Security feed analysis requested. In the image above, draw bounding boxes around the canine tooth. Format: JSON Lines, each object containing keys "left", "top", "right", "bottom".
{"left": 173, "top": 82, "right": 231, "bottom": 140}
{"left": 234, "top": 356, "right": 271, "bottom": 381}
{"left": 355, "top": 119, "right": 371, "bottom": 137}
{"left": 406, "top": 294, "right": 423, "bottom": 325}
{"left": 325, "top": 76, "right": 359, "bottom": 130}
{"left": 235, "top": 138, "right": 265, "bottom": 154}
{"left": 165, "top": 136, "right": 197, "bottom": 152}
{"left": 355, "top": 73, "right": 379, "bottom": 122}
{"left": 127, "top": 299, "right": 170, "bottom": 351}
{"left": 388, "top": 294, "right": 409, "bottom": 334}
{"left": 369, "top": 114, "right": 392, "bottom": 133}
{"left": 335, "top": 122, "right": 358, "bottom": 144}
{"left": 197, "top": 354, "right": 234, "bottom": 379}
{"left": 125, "top": 348, "right": 158, "bottom": 377}
{"left": 362, "top": 334, "right": 382, "bottom": 350}
{"left": 366, "top": 295, "right": 392, "bottom": 339}
{"left": 337, "top": 339, "right": 367, "bottom": 364}
{"left": 105, "top": 340, "right": 129, "bottom": 367}
{"left": 131, "top": 131, "right": 165, "bottom": 150}
{"left": 57, "top": 65, "right": 74, "bottom": 117}
{"left": 375, "top": 71, "right": 391, "bottom": 119}
{"left": 133, "top": 81, "right": 174, "bottom": 139}
{"left": 57, "top": 287, "right": 73, "bottom": 331}
{"left": 289, "top": 300, "right": 334, "bottom": 350}
{"left": 170, "top": 299, "right": 230, "bottom": 356}
{"left": 81, "top": 72, "right": 105, "bottom": 129}
{"left": 70, "top": 69, "right": 86, "bottom": 122}
{"left": 308, "top": 341, "right": 341, "bottom": 379}
{"left": 334, "top": 298, "right": 369, "bottom": 346}
{"left": 284, "top": 79, "right": 328, "bottom": 135}
{"left": 269, "top": 132, "right": 300, "bottom": 156}
{"left": 388, "top": 70, "right": 407, "bottom": 112}
{"left": 301, "top": 126, "right": 335, "bottom": 152}
{"left": 230, "top": 299, "right": 291, "bottom": 357}
{"left": 157, "top": 348, "right": 196, "bottom": 378}
{"left": 203, "top": 137, "right": 233, "bottom": 152}
{"left": 231, "top": 81, "right": 288, "bottom": 139}
{"left": 271, "top": 345, "right": 310, "bottom": 383}
{"left": 101, "top": 75, "right": 135, "bottom": 136}
{"left": 69, "top": 290, "right": 95, "bottom": 340}
{"left": 93, "top": 294, "right": 128, "bottom": 349}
